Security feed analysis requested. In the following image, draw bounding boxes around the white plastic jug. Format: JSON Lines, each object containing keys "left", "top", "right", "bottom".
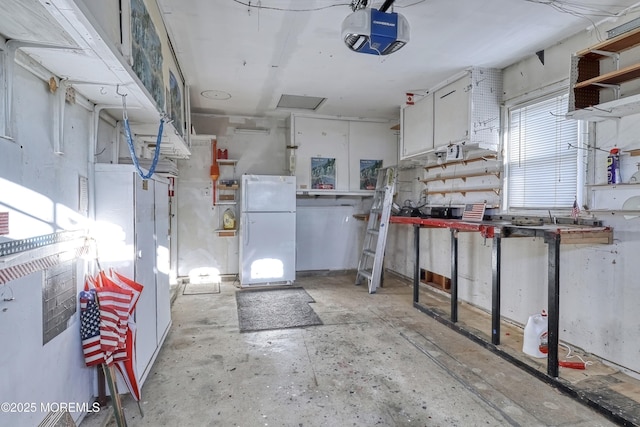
{"left": 523, "top": 310, "right": 548, "bottom": 358}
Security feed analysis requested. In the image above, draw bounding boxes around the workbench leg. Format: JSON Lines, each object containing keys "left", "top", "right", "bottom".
{"left": 413, "top": 224, "right": 420, "bottom": 304}
{"left": 547, "top": 232, "right": 560, "bottom": 378}
{"left": 491, "top": 232, "right": 501, "bottom": 345}
{"left": 450, "top": 229, "right": 458, "bottom": 323}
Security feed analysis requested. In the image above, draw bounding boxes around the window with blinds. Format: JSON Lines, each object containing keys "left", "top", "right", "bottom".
{"left": 507, "top": 93, "right": 578, "bottom": 209}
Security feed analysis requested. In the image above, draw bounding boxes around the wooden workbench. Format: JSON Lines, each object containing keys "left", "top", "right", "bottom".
{"left": 389, "top": 216, "right": 613, "bottom": 378}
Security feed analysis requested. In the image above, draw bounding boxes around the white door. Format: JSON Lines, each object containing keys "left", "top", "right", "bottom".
{"left": 434, "top": 73, "right": 471, "bottom": 146}
{"left": 240, "top": 212, "right": 295, "bottom": 286}
{"left": 133, "top": 175, "right": 158, "bottom": 380}
{"left": 242, "top": 175, "right": 296, "bottom": 212}
{"left": 400, "top": 93, "right": 434, "bottom": 159}
{"left": 154, "top": 180, "right": 171, "bottom": 345}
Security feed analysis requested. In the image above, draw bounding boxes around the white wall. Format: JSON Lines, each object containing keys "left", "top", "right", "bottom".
{"left": 296, "top": 196, "right": 367, "bottom": 271}
{"left": 387, "top": 13, "right": 640, "bottom": 378}
{"left": 176, "top": 116, "right": 286, "bottom": 277}
{"left": 178, "top": 115, "right": 396, "bottom": 277}
{"left": 0, "top": 64, "right": 96, "bottom": 426}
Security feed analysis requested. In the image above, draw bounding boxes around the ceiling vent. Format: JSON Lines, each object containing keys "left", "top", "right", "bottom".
{"left": 277, "top": 94, "right": 326, "bottom": 110}
{"left": 342, "top": 8, "right": 409, "bottom": 55}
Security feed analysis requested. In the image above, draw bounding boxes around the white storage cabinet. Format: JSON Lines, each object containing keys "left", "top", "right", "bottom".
{"left": 94, "top": 164, "right": 171, "bottom": 386}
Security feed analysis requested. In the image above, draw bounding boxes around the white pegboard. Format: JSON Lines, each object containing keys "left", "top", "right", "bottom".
{"left": 469, "top": 67, "right": 503, "bottom": 151}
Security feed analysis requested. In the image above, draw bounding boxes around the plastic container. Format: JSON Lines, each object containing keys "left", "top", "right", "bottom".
{"left": 222, "top": 208, "right": 236, "bottom": 230}
{"left": 523, "top": 310, "right": 548, "bottom": 358}
{"left": 607, "top": 148, "right": 621, "bottom": 184}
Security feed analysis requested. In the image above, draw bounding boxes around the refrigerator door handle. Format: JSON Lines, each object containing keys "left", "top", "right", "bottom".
{"left": 242, "top": 214, "right": 249, "bottom": 246}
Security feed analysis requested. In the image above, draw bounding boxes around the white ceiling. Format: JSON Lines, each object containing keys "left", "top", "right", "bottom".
{"left": 156, "top": 0, "right": 640, "bottom": 121}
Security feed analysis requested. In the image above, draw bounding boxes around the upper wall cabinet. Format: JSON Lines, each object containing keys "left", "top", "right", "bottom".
{"left": 400, "top": 93, "right": 434, "bottom": 159}
{"left": 400, "top": 67, "right": 502, "bottom": 160}
{"left": 434, "top": 75, "right": 471, "bottom": 146}
{"left": 25, "top": 0, "right": 191, "bottom": 158}
{"left": 568, "top": 26, "right": 640, "bottom": 121}
{"left": 286, "top": 114, "right": 398, "bottom": 195}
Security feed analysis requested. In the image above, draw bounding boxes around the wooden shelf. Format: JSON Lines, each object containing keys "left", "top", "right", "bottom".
{"left": 425, "top": 187, "right": 501, "bottom": 196}
{"left": 576, "top": 26, "right": 640, "bottom": 60}
{"left": 574, "top": 63, "right": 640, "bottom": 90}
{"left": 421, "top": 170, "right": 500, "bottom": 184}
{"left": 217, "top": 159, "right": 238, "bottom": 166}
{"left": 424, "top": 154, "right": 497, "bottom": 172}
{"left": 571, "top": 26, "right": 640, "bottom": 113}
{"left": 214, "top": 229, "right": 237, "bottom": 237}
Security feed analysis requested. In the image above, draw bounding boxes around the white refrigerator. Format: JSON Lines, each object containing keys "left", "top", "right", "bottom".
{"left": 239, "top": 174, "right": 296, "bottom": 286}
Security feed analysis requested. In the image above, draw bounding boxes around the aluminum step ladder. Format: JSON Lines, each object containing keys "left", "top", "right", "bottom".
{"left": 355, "top": 167, "right": 396, "bottom": 294}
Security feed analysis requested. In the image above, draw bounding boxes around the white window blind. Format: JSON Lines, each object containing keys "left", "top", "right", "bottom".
{"left": 507, "top": 93, "right": 578, "bottom": 209}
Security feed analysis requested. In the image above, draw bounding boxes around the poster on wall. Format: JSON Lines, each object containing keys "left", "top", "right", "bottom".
{"left": 311, "top": 157, "right": 336, "bottom": 190}
{"left": 168, "top": 71, "right": 184, "bottom": 137}
{"left": 131, "top": 0, "right": 165, "bottom": 111}
{"left": 360, "top": 159, "right": 382, "bottom": 190}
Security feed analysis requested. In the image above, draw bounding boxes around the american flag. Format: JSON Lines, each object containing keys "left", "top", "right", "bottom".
{"left": 80, "top": 289, "right": 105, "bottom": 367}
{"left": 96, "top": 284, "right": 133, "bottom": 354}
{"left": 0, "top": 212, "right": 8, "bottom": 235}
{"left": 103, "top": 271, "right": 144, "bottom": 401}
{"left": 572, "top": 198, "right": 580, "bottom": 220}
{"left": 462, "top": 203, "right": 486, "bottom": 222}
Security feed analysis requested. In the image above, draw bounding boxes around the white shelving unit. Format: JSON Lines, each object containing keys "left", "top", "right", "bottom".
{"left": 215, "top": 159, "right": 239, "bottom": 237}
{"left": 587, "top": 183, "right": 640, "bottom": 213}
{"left": 569, "top": 26, "right": 640, "bottom": 120}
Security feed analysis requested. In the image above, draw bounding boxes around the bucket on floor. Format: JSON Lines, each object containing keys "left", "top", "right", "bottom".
{"left": 523, "top": 310, "right": 548, "bottom": 358}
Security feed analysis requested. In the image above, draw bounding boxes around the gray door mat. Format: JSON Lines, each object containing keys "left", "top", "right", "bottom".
{"left": 183, "top": 281, "right": 221, "bottom": 295}
{"left": 235, "top": 287, "right": 323, "bottom": 333}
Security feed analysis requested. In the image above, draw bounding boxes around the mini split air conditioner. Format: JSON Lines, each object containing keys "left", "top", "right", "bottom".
{"left": 342, "top": 8, "right": 410, "bottom": 55}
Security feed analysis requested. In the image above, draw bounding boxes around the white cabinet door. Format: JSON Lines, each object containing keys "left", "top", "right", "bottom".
{"left": 434, "top": 73, "right": 471, "bottom": 147}
{"left": 400, "top": 93, "right": 434, "bottom": 159}
{"left": 240, "top": 212, "right": 296, "bottom": 285}
{"left": 94, "top": 165, "right": 171, "bottom": 387}
{"left": 133, "top": 175, "right": 158, "bottom": 380}
{"left": 348, "top": 121, "right": 398, "bottom": 192}
{"left": 154, "top": 180, "right": 171, "bottom": 346}
{"left": 293, "top": 117, "right": 349, "bottom": 192}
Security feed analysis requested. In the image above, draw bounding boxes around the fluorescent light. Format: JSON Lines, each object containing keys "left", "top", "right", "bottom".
{"left": 234, "top": 128, "right": 270, "bottom": 135}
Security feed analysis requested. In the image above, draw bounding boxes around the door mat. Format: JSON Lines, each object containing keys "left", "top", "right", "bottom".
{"left": 183, "top": 281, "right": 221, "bottom": 295}
{"left": 235, "top": 287, "right": 323, "bottom": 332}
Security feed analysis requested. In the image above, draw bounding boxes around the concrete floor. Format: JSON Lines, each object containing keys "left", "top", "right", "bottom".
{"left": 82, "top": 272, "right": 635, "bottom": 427}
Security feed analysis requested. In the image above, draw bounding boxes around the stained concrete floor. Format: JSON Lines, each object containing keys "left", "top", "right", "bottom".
{"left": 82, "top": 272, "right": 639, "bottom": 427}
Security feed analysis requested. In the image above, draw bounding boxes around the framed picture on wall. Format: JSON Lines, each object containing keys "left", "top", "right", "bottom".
{"left": 311, "top": 157, "right": 336, "bottom": 189}
{"left": 360, "top": 159, "right": 382, "bottom": 190}
{"left": 130, "top": 0, "right": 165, "bottom": 111}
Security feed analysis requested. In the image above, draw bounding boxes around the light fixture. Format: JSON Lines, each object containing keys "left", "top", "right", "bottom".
{"left": 201, "top": 90, "right": 232, "bottom": 100}
{"left": 234, "top": 128, "right": 270, "bottom": 135}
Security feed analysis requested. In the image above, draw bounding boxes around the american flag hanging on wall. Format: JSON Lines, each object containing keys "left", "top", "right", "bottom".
{"left": 79, "top": 289, "right": 105, "bottom": 367}
{"left": 0, "top": 212, "right": 8, "bottom": 235}
{"left": 461, "top": 203, "right": 486, "bottom": 222}
{"left": 572, "top": 198, "right": 580, "bottom": 220}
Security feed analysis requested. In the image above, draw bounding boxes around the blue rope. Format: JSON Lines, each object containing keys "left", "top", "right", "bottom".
{"left": 123, "top": 117, "right": 164, "bottom": 180}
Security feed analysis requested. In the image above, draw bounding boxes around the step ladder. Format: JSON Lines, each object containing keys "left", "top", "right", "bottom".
{"left": 355, "top": 167, "right": 397, "bottom": 294}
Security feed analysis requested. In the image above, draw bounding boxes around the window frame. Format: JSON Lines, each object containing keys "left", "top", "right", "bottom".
{"left": 0, "top": 43, "right": 9, "bottom": 140}
{"left": 503, "top": 89, "right": 585, "bottom": 213}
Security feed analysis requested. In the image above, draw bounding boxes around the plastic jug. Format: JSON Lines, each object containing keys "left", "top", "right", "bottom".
{"left": 222, "top": 208, "right": 236, "bottom": 230}
{"left": 523, "top": 310, "right": 548, "bottom": 358}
